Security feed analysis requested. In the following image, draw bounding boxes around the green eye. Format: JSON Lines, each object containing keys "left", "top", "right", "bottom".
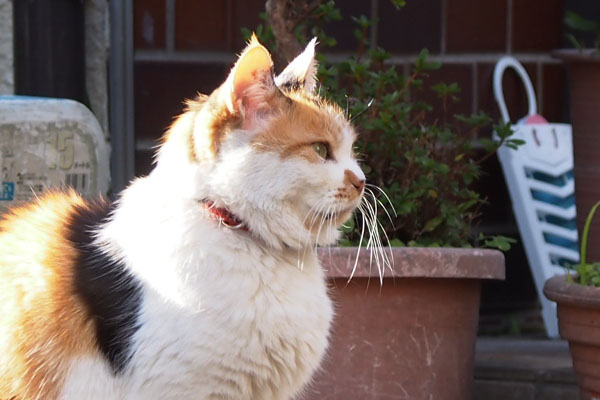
{"left": 311, "top": 142, "right": 329, "bottom": 159}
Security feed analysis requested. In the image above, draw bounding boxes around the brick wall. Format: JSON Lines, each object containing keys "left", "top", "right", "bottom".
{"left": 133, "top": 0, "right": 566, "bottom": 175}
{"left": 132, "top": 0, "right": 569, "bottom": 331}
{"left": 133, "top": 0, "right": 264, "bottom": 174}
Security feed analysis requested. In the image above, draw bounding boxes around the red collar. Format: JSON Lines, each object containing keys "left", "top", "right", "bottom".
{"left": 201, "top": 200, "right": 248, "bottom": 232}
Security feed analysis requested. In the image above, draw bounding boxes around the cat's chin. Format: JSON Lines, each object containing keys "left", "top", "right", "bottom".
{"left": 306, "top": 206, "right": 355, "bottom": 230}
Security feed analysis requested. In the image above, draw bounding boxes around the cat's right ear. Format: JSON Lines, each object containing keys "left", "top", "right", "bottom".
{"left": 223, "top": 34, "right": 278, "bottom": 121}
{"left": 275, "top": 37, "right": 318, "bottom": 94}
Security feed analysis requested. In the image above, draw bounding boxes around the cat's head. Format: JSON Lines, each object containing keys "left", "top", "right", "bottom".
{"left": 156, "top": 35, "right": 365, "bottom": 250}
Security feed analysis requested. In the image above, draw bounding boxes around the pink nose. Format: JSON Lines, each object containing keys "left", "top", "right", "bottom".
{"left": 345, "top": 169, "right": 365, "bottom": 192}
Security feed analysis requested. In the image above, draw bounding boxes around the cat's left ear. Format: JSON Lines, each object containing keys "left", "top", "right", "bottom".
{"left": 224, "top": 34, "right": 277, "bottom": 116}
{"left": 275, "top": 38, "right": 318, "bottom": 94}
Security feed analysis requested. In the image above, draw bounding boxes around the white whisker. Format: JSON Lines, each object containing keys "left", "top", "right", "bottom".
{"left": 313, "top": 203, "right": 331, "bottom": 253}
{"left": 298, "top": 199, "right": 328, "bottom": 270}
{"left": 366, "top": 183, "right": 398, "bottom": 217}
{"left": 365, "top": 188, "right": 396, "bottom": 230}
{"left": 361, "top": 194, "right": 391, "bottom": 285}
{"left": 348, "top": 205, "right": 367, "bottom": 282}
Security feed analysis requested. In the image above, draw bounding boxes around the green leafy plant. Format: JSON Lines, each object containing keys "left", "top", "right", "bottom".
{"left": 246, "top": 1, "right": 522, "bottom": 249}
{"left": 570, "top": 201, "right": 600, "bottom": 286}
{"left": 565, "top": 11, "right": 600, "bottom": 53}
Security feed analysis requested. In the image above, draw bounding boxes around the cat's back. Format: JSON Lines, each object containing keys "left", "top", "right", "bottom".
{"left": 0, "top": 191, "right": 105, "bottom": 400}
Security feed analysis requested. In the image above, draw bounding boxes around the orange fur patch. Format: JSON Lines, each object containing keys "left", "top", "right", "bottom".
{"left": 0, "top": 191, "right": 99, "bottom": 400}
{"left": 207, "top": 97, "right": 242, "bottom": 156}
{"left": 158, "top": 45, "right": 351, "bottom": 165}
{"left": 161, "top": 93, "right": 242, "bottom": 161}
{"left": 251, "top": 94, "right": 350, "bottom": 162}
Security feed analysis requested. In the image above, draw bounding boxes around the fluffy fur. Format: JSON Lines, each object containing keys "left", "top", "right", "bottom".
{"left": 0, "top": 36, "right": 366, "bottom": 399}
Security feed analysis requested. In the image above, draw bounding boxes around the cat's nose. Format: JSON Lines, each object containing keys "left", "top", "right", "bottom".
{"left": 345, "top": 169, "right": 365, "bottom": 192}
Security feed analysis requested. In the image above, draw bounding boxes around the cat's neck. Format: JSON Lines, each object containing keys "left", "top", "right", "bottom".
{"left": 97, "top": 174, "right": 320, "bottom": 306}
{"left": 141, "top": 157, "right": 325, "bottom": 251}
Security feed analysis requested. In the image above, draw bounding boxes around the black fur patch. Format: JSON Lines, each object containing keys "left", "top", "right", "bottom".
{"left": 67, "top": 200, "right": 142, "bottom": 375}
{"left": 279, "top": 78, "right": 304, "bottom": 92}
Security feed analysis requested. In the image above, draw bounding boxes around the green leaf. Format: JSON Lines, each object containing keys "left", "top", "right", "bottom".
{"left": 566, "top": 33, "right": 584, "bottom": 51}
{"left": 507, "top": 138, "right": 526, "bottom": 147}
{"left": 390, "top": 0, "right": 406, "bottom": 10}
{"left": 388, "top": 238, "right": 405, "bottom": 247}
{"left": 340, "top": 217, "right": 356, "bottom": 234}
{"left": 482, "top": 235, "right": 517, "bottom": 251}
{"left": 339, "top": 239, "right": 355, "bottom": 247}
{"left": 494, "top": 121, "right": 513, "bottom": 139}
{"left": 432, "top": 82, "right": 460, "bottom": 97}
{"left": 479, "top": 138, "right": 498, "bottom": 152}
{"left": 423, "top": 217, "right": 443, "bottom": 232}
{"left": 565, "top": 11, "right": 599, "bottom": 32}
{"left": 456, "top": 112, "right": 493, "bottom": 127}
{"left": 351, "top": 15, "right": 373, "bottom": 29}
{"left": 240, "top": 27, "right": 252, "bottom": 41}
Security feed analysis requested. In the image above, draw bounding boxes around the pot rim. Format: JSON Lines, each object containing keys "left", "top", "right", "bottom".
{"left": 318, "top": 246, "right": 505, "bottom": 280}
{"left": 552, "top": 48, "right": 600, "bottom": 63}
{"left": 544, "top": 274, "right": 600, "bottom": 308}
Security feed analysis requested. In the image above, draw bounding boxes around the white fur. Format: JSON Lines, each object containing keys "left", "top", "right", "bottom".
{"left": 59, "top": 118, "right": 365, "bottom": 399}
{"left": 61, "top": 155, "right": 336, "bottom": 399}
{"left": 60, "top": 40, "right": 364, "bottom": 399}
{"left": 60, "top": 357, "right": 121, "bottom": 398}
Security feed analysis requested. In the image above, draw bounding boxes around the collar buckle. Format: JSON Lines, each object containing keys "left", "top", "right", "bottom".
{"left": 219, "top": 217, "right": 246, "bottom": 230}
{"left": 200, "top": 199, "right": 248, "bottom": 232}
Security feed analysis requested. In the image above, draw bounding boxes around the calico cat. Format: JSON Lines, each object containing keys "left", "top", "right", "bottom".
{"left": 0, "top": 35, "right": 366, "bottom": 399}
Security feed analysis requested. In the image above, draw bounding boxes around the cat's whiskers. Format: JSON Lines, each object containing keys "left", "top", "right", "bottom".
{"left": 303, "top": 201, "right": 330, "bottom": 269}
{"left": 304, "top": 200, "right": 328, "bottom": 242}
{"left": 366, "top": 183, "right": 398, "bottom": 224}
{"left": 370, "top": 184, "right": 397, "bottom": 269}
{"left": 313, "top": 203, "right": 332, "bottom": 253}
{"left": 362, "top": 192, "right": 390, "bottom": 283}
{"left": 298, "top": 199, "right": 329, "bottom": 270}
{"left": 361, "top": 200, "right": 380, "bottom": 280}
{"left": 346, "top": 185, "right": 394, "bottom": 286}
{"left": 348, "top": 204, "right": 368, "bottom": 281}
{"left": 365, "top": 188, "right": 396, "bottom": 270}
{"left": 298, "top": 202, "right": 320, "bottom": 267}
{"left": 365, "top": 185, "right": 397, "bottom": 226}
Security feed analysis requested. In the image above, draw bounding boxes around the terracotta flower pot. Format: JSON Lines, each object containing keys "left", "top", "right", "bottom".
{"left": 544, "top": 275, "right": 600, "bottom": 400}
{"left": 306, "top": 247, "right": 505, "bottom": 400}
{"left": 553, "top": 49, "right": 600, "bottom": 263}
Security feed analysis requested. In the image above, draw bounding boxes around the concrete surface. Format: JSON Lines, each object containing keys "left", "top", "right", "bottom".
{"left": 0, "top": 0, "right": 13, "bottom": 94}
{"left": 475, "top": 337, "right": 579, "bottom": 400}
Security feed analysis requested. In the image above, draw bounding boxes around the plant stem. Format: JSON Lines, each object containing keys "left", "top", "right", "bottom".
{"left": 580, "top": 200, "right": 600, "bottom": 265}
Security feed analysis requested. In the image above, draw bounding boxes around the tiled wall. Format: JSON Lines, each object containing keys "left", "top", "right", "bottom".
{"left": 132, "top": 0, "right": 567, "bottom": 327}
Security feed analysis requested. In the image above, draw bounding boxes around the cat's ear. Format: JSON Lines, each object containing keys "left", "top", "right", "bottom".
{"left": 275, "top": 37, "right": 318, "bottom": 94}
{"left": 224, "top": 34, "right": 277, "bottom": 117}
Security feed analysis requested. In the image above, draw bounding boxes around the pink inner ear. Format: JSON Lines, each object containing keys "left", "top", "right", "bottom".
{"left": 232, "top": 46, "right": 273, "bottom": 110}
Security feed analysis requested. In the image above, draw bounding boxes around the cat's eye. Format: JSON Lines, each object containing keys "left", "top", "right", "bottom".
{"left": 311, "top": 142, "right": 329, "bottom": 159}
